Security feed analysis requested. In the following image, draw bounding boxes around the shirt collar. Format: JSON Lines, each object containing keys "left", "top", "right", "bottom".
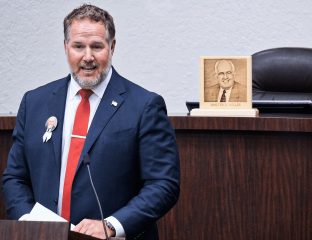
{"left": 220, "top": 86, "right": 233, "bottom": 92}
{"left": 68, "top": 67, "right": 112, "bottom": 100}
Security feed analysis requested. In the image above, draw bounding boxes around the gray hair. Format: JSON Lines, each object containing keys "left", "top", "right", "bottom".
{"left": 63, "top": 4, "right": 115, "bottom": 43}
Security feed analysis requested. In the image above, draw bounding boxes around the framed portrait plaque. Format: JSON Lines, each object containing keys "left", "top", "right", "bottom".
{"left": 191, "top": 56, "right": 258, "bottom": 117}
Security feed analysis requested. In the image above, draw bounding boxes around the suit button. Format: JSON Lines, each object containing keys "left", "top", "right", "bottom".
{"left": 54, "top": 199, "right": 58, "bottom": 205}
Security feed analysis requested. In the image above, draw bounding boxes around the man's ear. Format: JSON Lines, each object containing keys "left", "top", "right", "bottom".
{"left": 64, "top": 40, "right": 68, "bottom": 54}
{"left": 110, "top": 39, "right": 116, "bottom": 56}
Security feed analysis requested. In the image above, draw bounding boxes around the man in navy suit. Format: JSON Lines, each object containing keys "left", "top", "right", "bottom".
{"left": 2, "top": 4, "right": 180, "bottom": 240}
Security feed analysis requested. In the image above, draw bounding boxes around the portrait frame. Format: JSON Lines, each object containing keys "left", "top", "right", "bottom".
{"left": 200, "top": 56, "right": 252, "bottom": 109}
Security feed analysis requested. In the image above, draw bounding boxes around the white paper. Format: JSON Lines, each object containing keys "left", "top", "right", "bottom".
{"left": 19, "top": 202, "right": 75, "bottom": 230}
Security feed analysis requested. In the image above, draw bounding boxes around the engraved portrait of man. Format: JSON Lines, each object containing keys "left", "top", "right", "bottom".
{"left": 204, "top": 59, "right": 247, "bottom": 102}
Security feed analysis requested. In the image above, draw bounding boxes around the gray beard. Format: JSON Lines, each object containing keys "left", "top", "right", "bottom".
{"left": 72, "top": 59, "right": 112, "bottom": 89}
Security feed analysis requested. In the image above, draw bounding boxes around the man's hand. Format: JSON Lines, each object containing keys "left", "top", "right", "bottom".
{"left": 73, "top": 219, "right": 114, "bottom": 239}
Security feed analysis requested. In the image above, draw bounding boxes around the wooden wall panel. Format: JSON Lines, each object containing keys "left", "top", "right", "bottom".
{"left": 1, "top": 116, "right": 311, "bottom": 240}
{"left": 157, "top": 116, "right": 312, "bottom": 240}
{"left": 0, "top": 116, "right": 15, "bottom": 219}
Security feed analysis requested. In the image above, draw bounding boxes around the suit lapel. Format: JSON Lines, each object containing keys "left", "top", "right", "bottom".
{"left": 229, "top": 82, "right": 239, "bottom": 101}
{"left": 209, "top": 90, "right": 218, "bottom": 102}
{"left": 78, "top": 69, "right": 126, "bottom": 168}
{"left": 47, "top": 75, "right": 70, "bottom": 172}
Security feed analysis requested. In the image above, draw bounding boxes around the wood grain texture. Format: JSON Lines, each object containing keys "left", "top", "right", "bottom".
{"left": 0, "top": 116, "right": 15, "bottom": 130}
{"left": 0, "top": 220, "right": 110, "bottom": 240}
{"left": 1, "top": 116, "right": 311, "bottom": 240}
{"left": 158, "top": 116, "right": 312, "bottom": 240}
{"left": 170, "top": 115, "right": 312, "bottom": 132}
{"left": 0, "top": 220, "right": 69, "bottom": 240}
{"left": 0, "top": 130, "right": 13, "bottom": 219}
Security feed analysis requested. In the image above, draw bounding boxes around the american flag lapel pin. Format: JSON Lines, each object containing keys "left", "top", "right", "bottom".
{"left": 111, "top": 100, "right": 118, "bottom": 107}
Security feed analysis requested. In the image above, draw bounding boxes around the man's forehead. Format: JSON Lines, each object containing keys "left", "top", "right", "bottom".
{"left": 70, "top": 19, "right": 106, "bottom": 32}
{"left": 68, "top": 19, "right": 107, "bottom": 40}
{"left": 217, "top": 61, "right": 232, "bottom": 71}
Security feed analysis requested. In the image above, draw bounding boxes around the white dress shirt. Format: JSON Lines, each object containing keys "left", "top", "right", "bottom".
{"left": 57, "top": 68, "right": 125, "bottom": 237}
{"left": 218, "top": 87, "right": 233, "bottom": 102}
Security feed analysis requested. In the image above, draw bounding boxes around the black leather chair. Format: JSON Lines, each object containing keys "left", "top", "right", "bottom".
{"left": 186, "top": 48, "right": 312, "bottom": 113}
{"left": 252, "top": 47, "right": 312, "bottom": 100}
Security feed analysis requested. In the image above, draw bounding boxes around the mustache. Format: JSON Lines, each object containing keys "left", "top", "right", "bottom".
{"left": 80, "top": 62, "right": 99, "bottom": 68}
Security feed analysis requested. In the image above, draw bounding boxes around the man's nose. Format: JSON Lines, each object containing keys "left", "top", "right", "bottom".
{"left": 83, "top": 47, "right": 94, "bottom": 62}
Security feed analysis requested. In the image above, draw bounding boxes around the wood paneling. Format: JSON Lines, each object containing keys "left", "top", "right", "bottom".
{"left": 0, "top": 220, "right": 69, "bottom": 240}
{"left": 0, "top": 219, "right": 123, "bottom": 239}
{"left": 0, "top": 117, "right": 15, "bottom": 219}
{"left": 170, "top": 115, "right": 312, "bottom": 132}
{"left": 158, "top": 116, "right": 312, "bottom": 240}
{"left": 1, "top": 116, "right": 311, "bottom": 240}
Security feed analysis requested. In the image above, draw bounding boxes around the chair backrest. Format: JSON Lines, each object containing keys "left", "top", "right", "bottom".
{"left": 252, "top": 47, "right": 312, "bottom": 100}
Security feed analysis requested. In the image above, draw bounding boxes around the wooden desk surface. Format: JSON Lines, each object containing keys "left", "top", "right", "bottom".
{"left": 170, "top": 114, "right": 312, "bottom": 132}
{"left": 2, "top": 114, "right": 312, "bottom": 131}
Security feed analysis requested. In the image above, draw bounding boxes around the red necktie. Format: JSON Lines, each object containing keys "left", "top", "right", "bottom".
{"left": 61, "top": 89, "right": 92, "bottom": 221}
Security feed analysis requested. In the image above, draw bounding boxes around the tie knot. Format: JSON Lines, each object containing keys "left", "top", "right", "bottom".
{"left": 79, "top": 89, "right": 93, "bottom": 99}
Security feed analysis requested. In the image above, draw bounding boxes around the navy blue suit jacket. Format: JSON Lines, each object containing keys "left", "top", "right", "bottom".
{"left": 2, "top": 68, "right": 180, "bottom": 239}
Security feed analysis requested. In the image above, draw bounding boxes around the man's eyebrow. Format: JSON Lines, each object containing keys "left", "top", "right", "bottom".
{"left": 72, "top": 41, "right": 83, "bottom": 44}
{"left": 91, "top": 41, "right": 105, "bottom": 45}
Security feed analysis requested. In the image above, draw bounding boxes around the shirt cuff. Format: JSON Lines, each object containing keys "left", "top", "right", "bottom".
{"left": 105, "top": 216, "right": 125, "bottom": 237}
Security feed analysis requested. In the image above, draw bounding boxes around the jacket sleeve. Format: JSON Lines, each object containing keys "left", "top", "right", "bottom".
{"left": 112, "top": 93, "right": 180, "bottom": 237}
{"left": 2, "top": 93, "right": 35, "bottom": 219}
